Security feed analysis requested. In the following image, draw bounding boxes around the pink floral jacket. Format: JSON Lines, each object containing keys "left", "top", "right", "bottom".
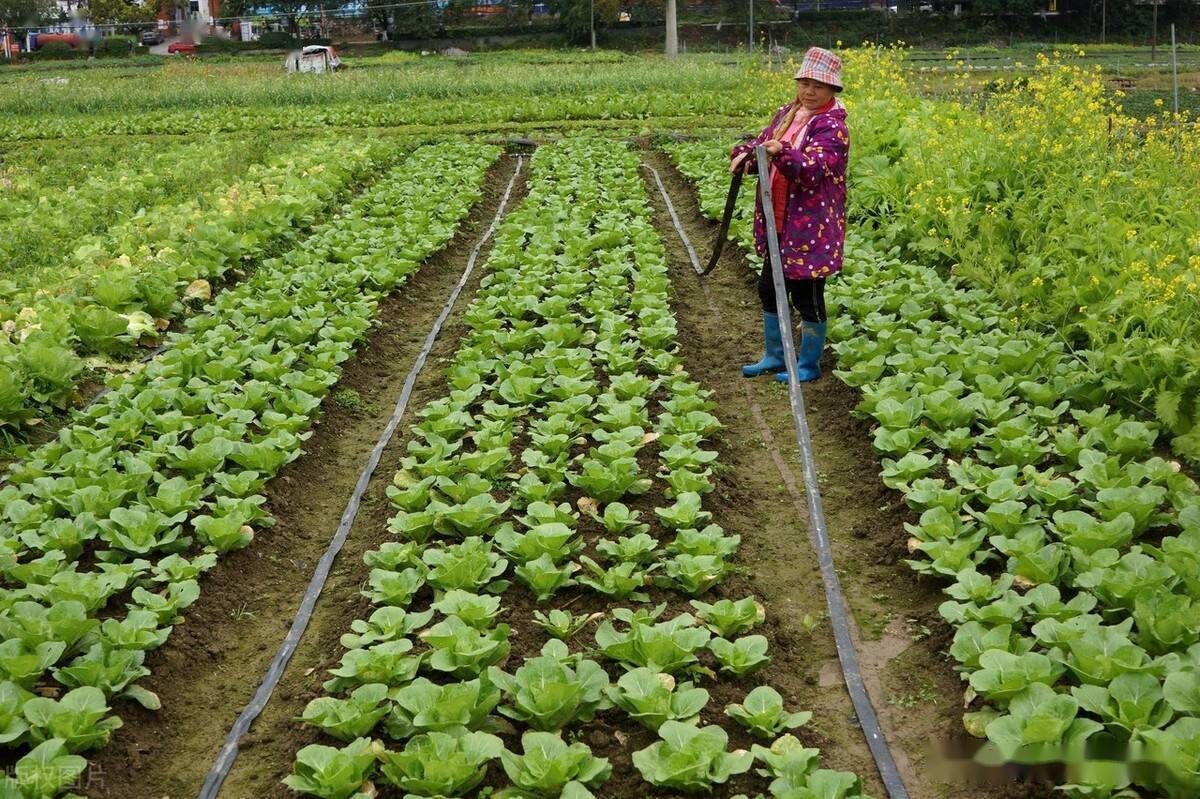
{"left": 731, "top": 102, "right": 851, "bottom": 280}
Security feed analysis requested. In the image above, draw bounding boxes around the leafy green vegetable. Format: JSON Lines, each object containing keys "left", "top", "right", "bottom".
{"left": 532, "top": 609, "right": 603, "bottom": 641}
{"left": 594, "top": 533, "right": 660, "bottom": 565}
{"left": 605, "top": 667, "right": 709, "bottom": 731}
{"left": 489, "top": 640, "right": 610, "bottom": 731}
{"left": 750, "top": 733, "right": 822, "bottom": 795}
{"left": 297, "top": 683, "right": 390, "bottom": 742}
{"left": 340, "top": 607, "right": 433, "bottom": 650}
{"left": 423, "top": 538, "right": 510, "bottom": 594}
{"left": 430, "top": 590, "right": 503, "bottom": 629}
{"left": 667, "top": 525, "right": 740, "bottom": 558}
{"left": 514, "top": 554, "right": 579, "bottom": 603}
{"left": 656, "top": 554, "right": 732, "bottom": 596}
{"left": 595, "top": 610, "right": 711, "bottom": 675}
{"left": 724, "top": 685, "right": 811, "bottom": 739}
{"left": 690, "top": 597, "right": 765, "bottom": 638}
{"left": 983, "top": 683, "right": 1103, "bottom": 764}
{"left": 362, "top": 567, "right": 426, "bottom": 608}
{"left": 587, "top": 502, "right": 649, "bottom": 535}
{"left": 22, "top": 686, "right": 123, "bottom": 753}
{"left": 654, "top": 493, "right": 712, "bottom": 530}
{"left": 631, "top": 720, "right": 753, "bottom": 792}
{"left": 968, "top": 649, "right": 1065, "bottom": 703}
{"left": 420, "top": 616, "right": 511, "bottom": 678}
{"left": 495, "top": 523, "right": 582, "bottom": 565}
{"left": 376, "top": 727, "right": 503, "bottom": 797}
{"left": 384, "top": 676, "right": 502, "bottom": 739}
{"left": 324, "top": 639, "right": 423, "bottom": 692}
{"left": 433, "top": 493, "right": 511, "bottom": 537}
{"left": 567, "top": 457, "right": 650, "bottom": 503}
{"left": 577, "top": 556, "right": 652, "bottom": 600}
{"left": 497, "top": 731, "right": 612, "bottom": 799}
{"left": 708, "top": 636, "right": 771, "bottom": 676}
{"left": 284, "top": 737, "right": 383, "bottom": 799}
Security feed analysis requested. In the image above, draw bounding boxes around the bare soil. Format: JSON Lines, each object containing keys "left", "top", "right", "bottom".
{"left": 84, "top": 154, "right": 524, "bottom": 799}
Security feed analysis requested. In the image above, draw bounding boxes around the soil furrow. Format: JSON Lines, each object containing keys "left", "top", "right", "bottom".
{"left": 640, "top": 146, "right": 1018, "bottom": 799}
{"left": 639, "top": 148, "right": 888, "bottom": 796}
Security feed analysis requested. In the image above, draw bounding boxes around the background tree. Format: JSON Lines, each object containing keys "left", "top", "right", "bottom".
{"left": 84, "top": 0, "right": 155, "bottom": 24}
{"left": 972, "top": 0, "right": 1039, "bottom": 18}
{"left": 390, "top": 0, "right": 439, "bottom": 38}
{"left": 555, "top": 0, "right": 617, "bottom": 43}
{"left": 501, "top": 0, "right": 535, "bottom": 27}
{"left": 0, "top": 0, "right": 52, "bottom": 28}
{"left": 265, "top": 0, "right": 338, "bottom": 37}
{"left": 627, "top": 0, "right": 663, "bottom": 25}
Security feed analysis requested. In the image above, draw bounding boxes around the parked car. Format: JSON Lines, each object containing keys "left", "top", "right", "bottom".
{"left": 140, "top": 29, "right": 164, "bottom": 46}
{"left": 167, "top": 39, "right": 196, "bottom": 54}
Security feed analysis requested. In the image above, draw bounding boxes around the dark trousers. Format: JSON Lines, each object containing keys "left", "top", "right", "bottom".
{"left": 757, "top": 262, "right": 827, "bottom": 324}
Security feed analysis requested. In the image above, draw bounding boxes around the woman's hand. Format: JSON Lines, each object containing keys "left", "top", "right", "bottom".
{"left": 763, "top": 139, "right": 784, "bottom": 156}
{"left": 729, "top": 152, "right": 749, "bottom": 174}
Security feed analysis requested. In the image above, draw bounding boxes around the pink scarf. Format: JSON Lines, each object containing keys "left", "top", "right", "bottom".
{"left": 770, "top": 98, "right": 836, "bottom": 231}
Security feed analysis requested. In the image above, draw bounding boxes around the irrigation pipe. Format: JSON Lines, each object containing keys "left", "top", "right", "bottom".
{"left": 643, "top": 155, "right": 910, "bottom": 799}
{"left": 196, "top": 153, "right": 525, "bottom": 799}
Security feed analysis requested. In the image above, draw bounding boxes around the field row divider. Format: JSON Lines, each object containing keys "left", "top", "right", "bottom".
{"left": 643, "top": 157, "right": 910, "bottom": 799}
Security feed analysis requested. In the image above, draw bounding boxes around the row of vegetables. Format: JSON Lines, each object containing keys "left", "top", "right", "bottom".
{"left": 666, "top": 139, "right": 1200, "bottom": 798}
{"left": 839, "top": 47, "right": 1200, "bottom": 465}
{"left": 0, "top": 135, "right": 391, "bottom": 431}
{"left": 1, "top": 134, "right": 277, "bottom": 284}
{"left": 0, "top": 93, "right": 763, "bottom": 144}
{"left": 0, "top": 140, "right": 499, "bottom": 797}
{"left": 284, "top": 138, "right": 873, "bottom": 799}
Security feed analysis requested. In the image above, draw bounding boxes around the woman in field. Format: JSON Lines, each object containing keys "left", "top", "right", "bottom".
{"left": 730, "top": 47, "right": 850, "bottom": 383}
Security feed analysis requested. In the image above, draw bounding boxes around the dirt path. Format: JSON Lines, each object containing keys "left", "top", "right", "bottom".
{"left": 86, "top": 154, "right": 524, "bottom": 799}
{"left": 642, "top": 148, "right": 1003, "bottom": 799}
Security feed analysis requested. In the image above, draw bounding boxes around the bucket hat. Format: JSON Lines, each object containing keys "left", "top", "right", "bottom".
{"left": 794, "top": 47, "right": 843, "bottom": 91}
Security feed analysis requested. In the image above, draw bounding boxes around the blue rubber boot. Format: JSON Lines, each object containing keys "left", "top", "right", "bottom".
{"left": 742, "top": 313, "right": 786, "bottom": 377}
{"left": 776, "top": 319, "right": 828, "bottom": 383}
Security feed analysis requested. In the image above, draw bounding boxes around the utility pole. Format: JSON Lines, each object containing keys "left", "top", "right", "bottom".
{"left": 665, "top": 0, "right": 678, "bottom": 58}
{"left": 590, "top": 0, "right": 595, "bottom": 49}
{"left": 748, "top": 0, "right": 753, "bottom": 50}
{"left": 1100, "top": 0, "right": 1105, "bottom": 44}
{"left": 1151, "top": 0, "right": 1158, "bottom": 63}
{"left": 1171, "top": 24, "right": 1179, "bottom": 114}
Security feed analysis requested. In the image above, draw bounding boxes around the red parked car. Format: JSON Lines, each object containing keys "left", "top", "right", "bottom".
{"left": 167, "top": 39, "right": 195, "bottom": 54}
